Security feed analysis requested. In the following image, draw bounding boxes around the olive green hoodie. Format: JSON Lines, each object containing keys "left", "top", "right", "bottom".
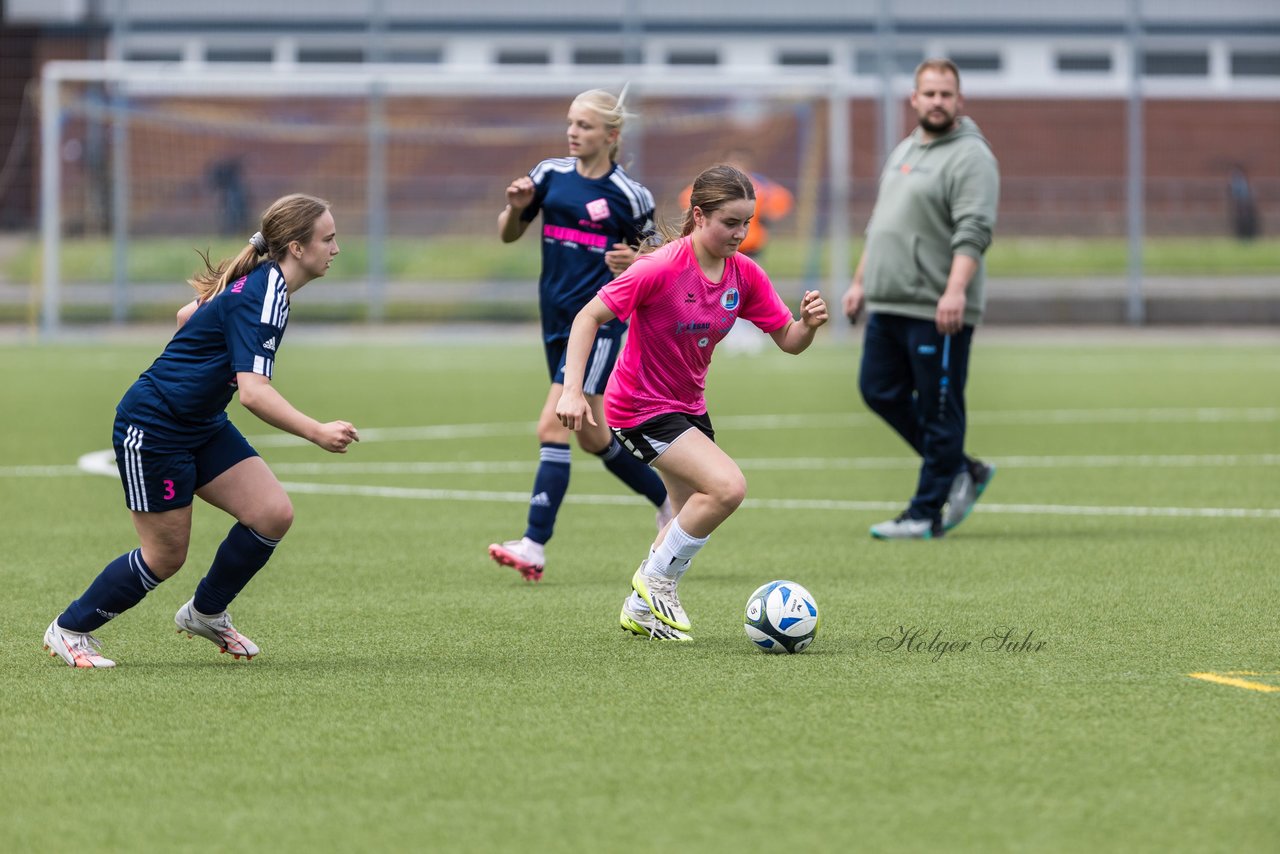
{"left": 862, "top": 116, "right": 999, "bottom": 326}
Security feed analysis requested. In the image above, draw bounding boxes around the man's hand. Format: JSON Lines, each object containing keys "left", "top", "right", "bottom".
{"left": 936, "top": 290, "right": 966, "bottom": 335}
{"left": 842, "top": 281, "right": 865, "bottom": 324}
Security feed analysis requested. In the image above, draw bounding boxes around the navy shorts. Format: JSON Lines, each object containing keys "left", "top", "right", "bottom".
{"left": 112, "top": 415, "right": 258, "bottom": 512}
{"left": 545, "top": 323, "right": 625, "bottom": 395}
{"left": 611, "top": 412, "right": 715, "bottom": 465}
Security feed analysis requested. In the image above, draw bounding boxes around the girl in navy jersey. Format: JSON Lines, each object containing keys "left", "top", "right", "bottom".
{"left": 43, "top": 193, "right": 359, "bottom": 668}
{"left": 487, "top": 88, "right": 672, "bottom": 582}
{"left": 557, "top": 165, "right": 828, "bottom": 640}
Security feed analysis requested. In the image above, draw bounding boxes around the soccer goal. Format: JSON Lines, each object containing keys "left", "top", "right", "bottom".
{"left": 38, "top": 61, "right": 861, "bottom": 332}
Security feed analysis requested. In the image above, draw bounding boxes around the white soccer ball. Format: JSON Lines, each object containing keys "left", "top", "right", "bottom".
{"left": 743, "top": 580, "right": 820, "bottom": 654}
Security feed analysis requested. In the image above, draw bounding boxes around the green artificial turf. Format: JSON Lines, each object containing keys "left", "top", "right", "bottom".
{"left": 1, "top": 329, "right": 1277, "bottom": 852}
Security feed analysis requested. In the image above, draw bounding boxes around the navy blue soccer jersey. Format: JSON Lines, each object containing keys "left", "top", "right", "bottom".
{"left": 120, "top": 261, "right": 289, "bottom": 434}
{"left": 520, "top": 158, "right": 655, "bottom": 342}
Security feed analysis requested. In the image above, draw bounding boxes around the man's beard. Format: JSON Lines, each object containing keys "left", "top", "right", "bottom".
{"left": 918, "top": 112, "right": 956, "bottom": 134}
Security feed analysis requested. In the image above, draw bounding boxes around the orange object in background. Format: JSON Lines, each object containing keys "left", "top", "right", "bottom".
{"left": 678, "top": 150, "right": 794, "bottom": 258}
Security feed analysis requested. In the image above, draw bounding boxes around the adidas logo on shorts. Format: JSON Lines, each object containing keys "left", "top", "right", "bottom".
{"left": 262, "top": 336, "right": 277, "bottom": 352}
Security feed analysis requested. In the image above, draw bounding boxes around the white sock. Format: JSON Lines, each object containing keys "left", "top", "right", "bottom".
{"left": 627, "top": 592, "right": 650, "bottom": 614}
{"left": 643, "top": 517, "right": 708, "bottom": 580}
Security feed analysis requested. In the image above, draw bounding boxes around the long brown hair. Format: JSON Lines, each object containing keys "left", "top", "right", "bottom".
{"left": 645, "top": 164, "right": 755, "bottom": 253}
{"left": 189, "top": 193, "right": 331, "bottom": 301}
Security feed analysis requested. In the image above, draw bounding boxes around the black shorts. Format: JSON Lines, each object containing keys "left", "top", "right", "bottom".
{"left": 611, "top": 412, "right": 715, "bottom": 465}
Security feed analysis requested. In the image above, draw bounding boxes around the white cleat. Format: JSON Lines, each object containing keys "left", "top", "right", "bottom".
{"left": 631, "top": 565, "right": 691, "bottom": 632}
{"left": 870, "top": 512, "right": 940, "bottom": 540}
{"left": 43, "top": 620, "right": 115, "bottom": 669}
{"left": 620, "top": 595, "right": 692, "bottom": 641}
{"left": 487, "top": 537, "right": 545, "bottom": 582}
{"left": 175, "top": 600, "right": 259, "bottom": 660}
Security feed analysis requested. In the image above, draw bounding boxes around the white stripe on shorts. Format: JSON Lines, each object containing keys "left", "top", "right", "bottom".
{"left": 125, "top": 425, "right": 148, "bottom": 511}
{"left": 585, "top": 337, "right": 613, "bottom": 395}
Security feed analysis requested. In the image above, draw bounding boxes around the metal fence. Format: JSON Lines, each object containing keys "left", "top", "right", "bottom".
{"left": 1, "top": 1, "right": 1277, "bottom": 331}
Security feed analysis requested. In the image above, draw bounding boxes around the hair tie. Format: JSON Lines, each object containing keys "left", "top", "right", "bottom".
{"left": 249, "top": 232, "right": 267, "bottom": 254}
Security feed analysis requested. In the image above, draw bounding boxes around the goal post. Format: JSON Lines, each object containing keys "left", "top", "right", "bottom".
{"left": 38, "top": 60, "right": 857, "bottom": 334}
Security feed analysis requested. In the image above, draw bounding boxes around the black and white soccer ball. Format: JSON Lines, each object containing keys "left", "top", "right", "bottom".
{"left": 743, "top": 580, "right": 820, "bottom": 654}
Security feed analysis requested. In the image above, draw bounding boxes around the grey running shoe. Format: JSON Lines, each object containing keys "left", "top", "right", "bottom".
{"left": 870, "top": 512, "right": 941, "bottom": 540}
{"left": 631, "top": 565, "right": 691, "bottom": 631}
{"left": 175, "top": 600, "right": 259, "bottom": 660}
{"left": 44, "top": 620, "right": 115, "bottom": 668}
{"left": 942, "top": 460, "right": 996, "bottom": 532}
{"left": 620, "top": 595, "right": 692, "bottom": 641}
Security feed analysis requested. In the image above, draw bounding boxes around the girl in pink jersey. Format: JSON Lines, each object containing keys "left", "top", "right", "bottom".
{"left": 556, "top": 165, "right": 828, "bottom": 640}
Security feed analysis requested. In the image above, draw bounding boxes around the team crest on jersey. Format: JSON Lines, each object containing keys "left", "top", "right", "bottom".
{"left": 720, "top": 288, "right": 740, "bottom": 311}
{"left": 585, "top": 198, "right": 610, "bottom": 222}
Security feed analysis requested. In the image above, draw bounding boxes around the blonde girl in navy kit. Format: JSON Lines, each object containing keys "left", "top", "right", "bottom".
{"left": 487, "top": 88, "right": 673, "bottom": 582}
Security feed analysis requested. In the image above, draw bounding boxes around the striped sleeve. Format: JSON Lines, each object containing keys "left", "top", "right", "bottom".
{"left": 611, "top": 168, "right": 656, "bottom": 239}
{"left": 227, "top": 264, "right": 289, "bottom": 377}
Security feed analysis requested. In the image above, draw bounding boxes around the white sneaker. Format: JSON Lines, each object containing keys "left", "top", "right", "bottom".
{"left": 43, "top": 620, "right": 115, "bottom": 668}
{"left": 655, "top": 497, "right": 675, "bottom": 533}
{"left": 631, "top": 565, "right": 691, "bottom": 632}
{"left": 175, "top": 600, "right": 259, "bottom": 660}
{"left": 487, "top": 537, "right": 545, "bottom": 582}
{"left": 620, "top": 595, "right": 692, "bottom": 641}
{"left": 870, "top": 512, "right": 941, "bottom": 540}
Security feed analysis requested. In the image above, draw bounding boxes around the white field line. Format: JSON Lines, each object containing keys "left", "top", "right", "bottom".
{"left": 0, "top": 465, "right": 85, "bottom": 477}
{"left": 275, "top": 481, "right": 1280, "bottom": 520}
{"left": 49, "top": 450, "right": 1280, "bottom": 517}
{"left": 0, "top": 408, "right": 1272, "bottom": 522}
{"left": 239, "top": 406, "right": 1280, "bottom": 446}
{"left": 238, "top": 451, "right": 1280, "bottom": 474}
{"left": 38, "top": 450, "right": 1280, "bottom": 481}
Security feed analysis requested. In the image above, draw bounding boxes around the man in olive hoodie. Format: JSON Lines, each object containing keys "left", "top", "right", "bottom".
{"left": 842, "top": 58, "right": 999, "bottom": 539}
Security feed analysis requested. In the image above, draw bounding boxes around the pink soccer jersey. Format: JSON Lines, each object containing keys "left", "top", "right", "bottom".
{"left": 598, "top": 236, "right": 794, "bottom": 428}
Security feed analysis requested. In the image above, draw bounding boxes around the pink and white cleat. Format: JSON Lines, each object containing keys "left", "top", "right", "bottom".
{"left": 175, "top": 600, "right": 259, "bottom": 660}
{"left": 487, "top": 537, "right": 545, "bottom": 582}
{"left": 44, "top": 620, "right": 115, "bottom": 668}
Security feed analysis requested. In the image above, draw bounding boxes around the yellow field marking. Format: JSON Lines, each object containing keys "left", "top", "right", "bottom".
{"left": 1188, "top": 672, "right": 1280, "bottom": 693}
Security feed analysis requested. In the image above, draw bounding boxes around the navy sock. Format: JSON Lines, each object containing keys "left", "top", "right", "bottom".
{"left": 598, "top": 437, "right": 667, "bottom": 506}
{"left": 59, "top": 549, "right": 161, "bottom": 633}
{"left": 192, "top": 523, "right": 281, "bottom": 615}
{"left": 524, "top": 442, "right": 571, "bottom": 544}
